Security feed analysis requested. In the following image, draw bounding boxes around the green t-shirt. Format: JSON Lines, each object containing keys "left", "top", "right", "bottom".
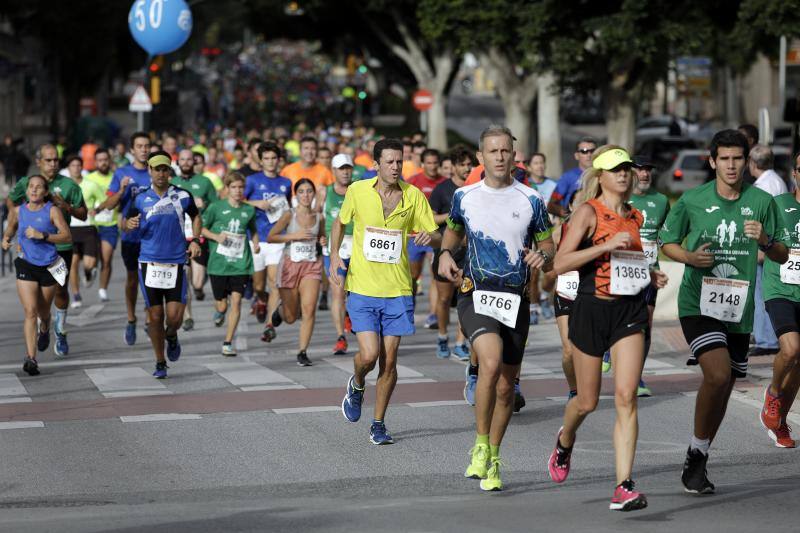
{"left": 10, "top": 175, "right": 86, "bottom": 251}
{"left": 324, "top": 184, "right": 354, "bottom": 237}
{"left": 86, "top": 171, "right": 117, "bottom": 226}
{"left": 629, "top": 189, "right": 670, "bottom": 268}
{"left": 763, "top": 192, "right": 800, "bottom": 302}
{"left": 202, "top": 199, "right": 257, "bottom": 276}
{"left": 658, "top": 181, "right": 781, "bottom": 333}
{"left": 172, "top": 174, "right": 218, "bottom": 211}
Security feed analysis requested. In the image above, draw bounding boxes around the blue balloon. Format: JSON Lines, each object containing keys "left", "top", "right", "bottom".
{"left": 128, "top": 0, "right": 193, "bottom": 56}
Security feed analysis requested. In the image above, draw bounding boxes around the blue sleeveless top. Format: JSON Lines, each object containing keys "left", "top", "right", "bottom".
{"left": 19, "top": 202, "right": 58, "bottom": 267}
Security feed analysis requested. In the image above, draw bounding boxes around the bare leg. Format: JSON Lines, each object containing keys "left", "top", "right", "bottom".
{"left": 17, "top": 280, "right": 41, "bottom": 357}
{"left": 266, "top": 264, "right": 280, "bottom": 319}
{"left": 99, "top": 240, "right": 114, "bottom": 290}
{"left": 329, "top": 276, "right": 346, "bottom": 337}
{"left": 298, "top": 277, "right": 320, "bottom": 351}
{"left": 693, "top": 348, "right": 734, "bottom": 442}
{"left": 69, "top": 252, "right": 81, "bottom": 297}
{"left": 224, "top": 292, "right": 242, "bottom": 344}
{"left": 557, "top": 314, "right": 576, "bottom": 392}
{"left": 558, "top": 348, "right": 603, "bottom": 448}
{"left": 374, "top": 335, "right": 401, "bottom": 421}
{"left": 770, "top": 332, "right": 800, "bottom": 396}
{"left": 611, "top": 333, "right": 645, "bottom": 484}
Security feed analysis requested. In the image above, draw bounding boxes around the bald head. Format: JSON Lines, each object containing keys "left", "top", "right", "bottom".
{"left": 178, "top": 149, "right": 194, "bottom": 176}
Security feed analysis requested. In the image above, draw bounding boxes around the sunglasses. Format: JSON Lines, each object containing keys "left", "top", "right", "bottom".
{"left": 577, "top": 148, "right": 595, "bottom": 155}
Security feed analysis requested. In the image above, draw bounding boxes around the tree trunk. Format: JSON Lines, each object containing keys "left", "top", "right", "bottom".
{"left": 537, "top": 73, "right": 562, "bottom": 177}
{"left": 426, "top": 87, "right": 448, "bottom": 150}
{"left": 606, "top": 79, "right": 637, "bottom": 150}
{"left": 502, "top": 89, "right": 534, "bottom": 155}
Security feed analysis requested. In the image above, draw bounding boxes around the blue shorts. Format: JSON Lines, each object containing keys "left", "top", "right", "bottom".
{"left": 97, "top": 226, "right": 119, "bottom": 248}
{"left": 323, "top": 255, "right": 350, "bottom": 279}
{"left": 407, "top": 238, "right": 432, "bottom": 263}
{"left": 346, "top": 293, "right": 415, "bottom": 337}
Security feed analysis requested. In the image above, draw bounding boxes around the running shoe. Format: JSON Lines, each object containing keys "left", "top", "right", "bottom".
{"left": 261, "top": 326, "right": 276, "bottom": 343}
{"left": 124, "top": 321, "right": 137, "bottom": 346}
{"left": 213, "top": 311, "right": 225, "bottom": 327}
{"left": 85, "top": 267, "right": 97, "bottom": 288}
{"left": 70, "top": 293, "right": 82, "bottom": 309}
{"left": 424, "top": 313, "right": 438, "bottom": 329}
{"left": 681, "top": 447, "right": 715, "bottom": 494}
{"left": 568, "top": 389, "right": 578, "bottom": 400}
{"left": 344, "top": 315, "right": 352, "bottom": 334}
{"left": 548, "top": 427, "right": 572, "bottom": 483}
{"left": 480, "top": 457, "right": 503, "bottom": 491}
{"left": 760, "top": 386, "right": 782, "bottom": 431}
{"left": 529, "top": 308, "right": 539, "bottom": 325}
{"left": 297, "top": 351, "right": 313, "bottom": 367}
{"left": 609, "top": 479, "right": 648, "bottom": 511}
{"left": 465, "top": 443, "right": 489, "bottom": 479}
{"left": 22, "top": 357, "right": 39, "bottom": 376}
{"left": 243, "top": 280, "right": 254, "bottom": 300}
{"left": 341, "top": 375, "right": 364, "bottom": 422}
{"left": 255, "top": 300, "right": 267, "bottom": 323}
{"left": 464, "top": 366, "right": 478, "bottom": 406}
{"left": 369, "top": 421, "right": 394, "bottom": 445}
{"left": 98, "top": 288, "right": 109, "bottom": 302}
{"left": 54, "top": 332, "right": 68, "bottom": 357}
{"left": 637, "top": 379, "right": 652, "bottom": 398}
{"left": 166, "top": 336, "right": 181, "bottom": 362}
{"left": 768, "top": 423, "right": 796, "bottom": 448}
{"left": 601, "top": 351, "right": 611, "bottom": 373}
{"left": 453, "top": 343, "right": 470, "bottom": 361}
{"left": 272, "top": 309, "right": 283, "bottom": 328}
{"left": 513, "top": 382, "right": 526, "bottom": 413}
{"left": 539, "top": 297, "right": 555, "bottom": 319}
{"left": 153, "top": 361, "right": 168, "bottom": 379}
{"left": 333, "top": 335, "right": 348, "bottom": 355}
{"left": 436, "top": 336, "right": 450, "bottom": 359}
{"left": 318, "top": 293, "right": 329, "bottom": 311}
{"left": 182, "top": 318, "right": 194, "bottom": 332}
{"left": 37, "top": 327, "right": 50, "bottom": 353}
{"left": 194, "top": 288, "right": 205, "bottom": 301}
{"left": 221, "top": 343, "right": 237, "bottom": 357}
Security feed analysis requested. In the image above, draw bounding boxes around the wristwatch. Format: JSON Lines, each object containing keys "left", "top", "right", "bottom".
{"left": 40, "top": 232, "right": 49, "bottom": 242}
{"left": 192, "top": 237, "right": 201, "bottom": 246}
{"left": 537, "top": 249, "right": 552, "bottom": 262}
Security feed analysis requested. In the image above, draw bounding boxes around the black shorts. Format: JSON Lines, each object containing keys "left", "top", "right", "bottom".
{"left": 554, "top": 294, "right": 573, "bottom": 317}
{"left": 210, "top": 274, "right": 249, "bottom": 300}
{"left": 457, "top": 292, "right": 529, "bottom": 366}
{"left": 643, "top": 285, "right": 658, "bottom": 307}
{"left": 765, "top": 298, "right": 800, "bottom": 338}
{"left": 432, "top": 248, "right": 466, "bottom": 283}
{"left": 121, "top": 241, "right": 141, "bottom": 272}
{"left": 137, "top": 262, "right": 187, "bottom": 308}
{"left": 568, "top": 294, "right": 648, "bottom": 357}
{"left": 71, "top": 226, "right": 98, "bottom": 258}
{"left": 679, "top": 315, "right": 750, "bottom": 378}
{"left": 188, "top": 239, "right": 209, "bottom": 267}
{"left": 14, "top": 257, "right": 57, "bottom": 287}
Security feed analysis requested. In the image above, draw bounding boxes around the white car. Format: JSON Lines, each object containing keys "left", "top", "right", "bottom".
{"left": 658, "top": 149, "right": 711, "bottom": 194}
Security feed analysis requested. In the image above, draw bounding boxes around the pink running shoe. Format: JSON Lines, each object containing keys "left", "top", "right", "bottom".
{"left": 609, "top": 479, "right": 648, "bottom": 511}
{"left": 547, "top": 427, "right": 572, "bottom": 483}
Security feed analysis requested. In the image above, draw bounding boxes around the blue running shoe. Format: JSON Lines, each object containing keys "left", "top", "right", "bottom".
{"left": 464, "top": 366, "right": 478, "bottom": 406}
{"left": 436, "top": 336, "right": 450, "bottom": 359}
{"left": 425, "top": 313, "right": 438, "bottom": 330}
{"left": 166, "top": 336, "right": 181, "bottom": 362}
{"left": 369, "top": 421, "right": 394, "bottom": 445}
{"left": 213, "top": 311, "right": 225, "bottom": 327}
{"left": 54, "top": 333, "right": 68, "bottom": 357}
{"left": 529, "top": 308, "right": 539, "bottom": 325}
{"left": 453, "top": 343, "right": 470, "bottom": 361}
{"left": 540, "top": 298, "right": 555, "bottom": 319}
{"left": 37, "top": 328, "right": 50, "bottom": 352}
{"left": 342, "top": 375, "right": 364, "bottom": 422}
{"left": 602, "top": 351, "right": 611, "bottom": 373}
{"left": 153, "top": 361, "right": 168, "bottom": 379}
{"left": 124, "top": 321, "right": 136, "bottom": 346}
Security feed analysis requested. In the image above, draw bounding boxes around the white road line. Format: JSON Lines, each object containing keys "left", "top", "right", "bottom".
{"left": 644, "top": 359, "right": 674, "bottom": 369}
{"left": 407, "top": 400, "right": 466, "bottom": 408}
{"left": 120, "top": 413, "right": 202, "bottom": 423}
{"left": 85, "top": 367, "right": 171, "bottom": 398}
{"left": 103, "top": 390, "right": 173, "bottom": 398}
{"left": 273, "top": 405, "right": 341, "bottom": 414}
{"left": 0, "top": 421, "right": 44, "bottom": 429}
{"left": 0, "top": 357, "right": 151, "bottom": 372}
{"left": 520, "top": 361, "right": 553, "bottom": 376}
{"left": 240, "top": 384, "right": 306, "bottom": 391}
{"left": 204, "top": 362, "right": 297, "bottom": 390}
{"left": 322, "top": 357, "right": 434, "bottom": 384}
{"left": 0, "top": 374, "right": 29, "bottom": 403}
{"left": 0, "top": 397, "right": 32, "bottom": 404}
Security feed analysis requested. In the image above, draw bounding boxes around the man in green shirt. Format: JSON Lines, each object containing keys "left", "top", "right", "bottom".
{"left": 86, "top": 148, "right": 117, "bottom": 302}
{"left": 659, "top": 129, "right": 787, "bottom": 494}
{"left": 6, "top": 144, "right": 87, "bottom": 357}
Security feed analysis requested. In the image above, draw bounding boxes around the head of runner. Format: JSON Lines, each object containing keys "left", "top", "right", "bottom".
{"left": 632, "top": 156, "right": 655, "bottom": 194}
{"left": 332, "top": 154, "right": 353, "bottom": 188}
{"left": 477, "top": 125, "right": 516, "bottom": 185}
{"left": 130, "top": 132, "right": 151, "bottom": 169}
{"left": 26, "top": 174, "right": 49, "bottom": 205}
{"left": 94, "top": 148, "right": 111, "bottom": 175}
{"left": 422, "top": 149, "right": 440, "bottom": 180}
{"left": 226, "top": 172, "right": 245, "bottom": 206}
{"left": 450, "top": 145, "right": 475, "bottom": 185}
{"left": 574, "top": 137, "right": 597, "bottom": 171}
{"left": 300, "top": 136, "right": 317, "bottom": 166}
{"left": 37, "top": 144, "right": 59, "bottom": 181}
{"left": 373, "top": 138, "right": 404, "bottom": 188}
{"left": 148, "top": 151, "right": 173, "bottom": 193}
{"left": 709, "top": 129, "right": 749, "bottom": 193}
{"left": 580, "top": 145, "right": 635, "bottom": 204}
{"left": 529, "top": 153, "right": 546, "bottom": 183}
{"left": 177, "top": 149, "right": 194, "bottom": 177}
{"left": 259, "top": 143, "right": 280, "bottom": 176}
{"left": 294, "top": 178, "right": 316, "bottom": 208}
{"left": 66, "top": 155, "right": 83, "bottom": 180}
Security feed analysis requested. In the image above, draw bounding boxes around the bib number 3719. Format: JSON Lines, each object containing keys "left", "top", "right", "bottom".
{"left": 145, "top": 263, "right": 178, "bottom": 289}
{"left": 472, "top": 290, "right": 521, "bottom": 328}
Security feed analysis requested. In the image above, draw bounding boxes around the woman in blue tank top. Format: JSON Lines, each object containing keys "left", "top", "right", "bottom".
{"left": 2, "top": 175, "right": 72, "bottom": 376}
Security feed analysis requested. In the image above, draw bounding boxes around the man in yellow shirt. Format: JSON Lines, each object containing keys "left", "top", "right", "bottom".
{"left": 282, "top": 136, "right": 334, "bottom": 189}
{"left": 329, "top": 138, "right": 440, "bottom": 445}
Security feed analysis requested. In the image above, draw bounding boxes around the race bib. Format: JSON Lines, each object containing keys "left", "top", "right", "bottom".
{"left": 556, "top": 271, "right": 579, "bottom": 300}
{"left": 145, "top": 262, "right": 178, "bottom": 289}
{"left": 780, "top": 249, "right": 800, "bottom": 284}
{"left": 290, "top": 240, "right": 317, "bottom": 262}
{"left": 266, "top": 197, "right": 289, "bottom": 224}
{"left": 216, "top": 232, "right": 245, "bottom": 259}
{"left": 94, "top": 209, "right": 114, "bottom": 224}
{"left": 472, "top": 290, "right": 521, "bottom": 328}
{"left": 610, "top": 250, "right": 650, "bottom": 295}
{"left": 363, "top": 226, "right": 402, "bottom": 264}
{"left": 47, "top": 256, "right": 67, "bottom": 286}
{"left": 641, "top": 239, "right": 658, "bottom": 266}
{"left": 699, "top": 276, "right": 749, "bottom": 323}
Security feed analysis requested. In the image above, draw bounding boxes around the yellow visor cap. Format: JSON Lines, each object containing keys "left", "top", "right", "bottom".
{"left": 148, "top": 154, "right": 172, "bottom": 168}
{"left": 592, "top": 148, "right": 632, "bottom": 170}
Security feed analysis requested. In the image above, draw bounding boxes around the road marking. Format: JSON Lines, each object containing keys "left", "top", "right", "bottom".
{"left": 0, "top": 357, "right": 151, "bottom": 372}
{"left": 273, "top": 405, "right": 340, "bottom": 414}
{"left": 85, "top": 367, "right": 171, "bottom": 398}
{"left": 0, "top": 421, "right": 44, "bottom": 429}
{"left": 204, "top": 362, "right": 298, "bottom": 390}
{"left": 407, "top": 400, "right": 466, "bottom": 408}
{"left": 0, "top": 373, "right": 29, "bottom": 404}
{"left": 240, "top": 384, "right": 306, "bottom": 392}
{"left": 120, "top": 413, "right": 202, "bottom": 423}
{"left": 322, "top": 357, "right": 435, "bottom": 384}
{"left": 520, "top": 361, "right": 554, "bottom": 377}
{"left": 67, "top": 304, "right": 124, "bottom": 327}
{"left": 643, "top": 359, "right": 674, "bottom": 369}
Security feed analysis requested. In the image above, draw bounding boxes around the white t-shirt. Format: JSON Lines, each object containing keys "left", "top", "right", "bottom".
{"left": 754, "top": 169, "right": 787, "bottom": 197}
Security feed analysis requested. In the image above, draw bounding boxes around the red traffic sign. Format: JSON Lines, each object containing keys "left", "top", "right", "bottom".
{"left": 412, "top": 89, "right": 434, "bottom": 111}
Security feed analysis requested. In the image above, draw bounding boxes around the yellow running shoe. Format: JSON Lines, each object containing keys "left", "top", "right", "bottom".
{"left": 480, "top": 457, "right": 503, "bottom": 491}
{"left": 464, "top": 444, "right": 489, "bottom": 479}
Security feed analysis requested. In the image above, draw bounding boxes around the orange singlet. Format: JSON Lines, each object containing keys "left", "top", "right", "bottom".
{"left": 577, "top": 198, "right": 643, "bottom": 298}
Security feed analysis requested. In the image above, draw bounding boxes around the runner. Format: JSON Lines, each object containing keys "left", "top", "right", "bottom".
{"left": 125, "top": 151, "right": 201, "bottom": 379}
{"left": 547, "top": 137, "right": 597, "bottom": 219}
{"left": 244, "top": 142, "right": 292, "bottom": 339}
{"left": 105, "top": 132, "right": 152, "bottom": 345}
{"left": 319, "top": 153, "right": 356, "bottom": 355}
{"left": 438, "top": 125, "right": 554, "bottom": 491}
{"left": 201, "top": 171, "right": 259, "bottom": 356}
{"left": 87, "top": 148, "right": 118, "bottom": 302}
{"left": 281, "top": 136, "right": 334, "bottom": 189}
{"left": 528, "top": 152, "right": 558, "bottom": 324}
{"left": 2, "top": 175, "right": 72, "bottom": 375}
{"left": 659, "top": 129, "right": 786, "bottom": 494}
{"left": 267, "top": 178, "right": 326, "bottom": 366}
{"left": 6, "top": 144, "right": 87, "bottom": 357}
{"left": 332, "top": 138, "right": 439, "bottom": 445}
{"left": 547, "top": 145, "right": 668, "bottom": 511}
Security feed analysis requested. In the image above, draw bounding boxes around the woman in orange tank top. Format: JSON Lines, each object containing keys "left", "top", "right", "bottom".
{"left": 546, "top": 145, "right": 668, "bottom": 512}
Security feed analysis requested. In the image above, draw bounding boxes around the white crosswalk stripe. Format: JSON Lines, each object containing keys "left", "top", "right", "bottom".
{"left": 0, "top": 373, "right": 31, "bottom": 404}
{"left": 85, "top": 367, "right": 172, "bottom": 398}
{"left": 204, "top": 361, "right": 303, "bottom": 391}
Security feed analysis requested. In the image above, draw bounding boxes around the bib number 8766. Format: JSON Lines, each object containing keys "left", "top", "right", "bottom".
{"left": 478, "top": 293, "right": 513, "bottom": 310}
{"left": 369, "top": 238, "right": 396, "bottom": 250}
{"left": 707, "top": 291, "right": 740, "bottom": 306}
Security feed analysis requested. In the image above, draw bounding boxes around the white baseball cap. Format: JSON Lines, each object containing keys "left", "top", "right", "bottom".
{"left": 332, "top": 154, "right": 354, "bottom": 168}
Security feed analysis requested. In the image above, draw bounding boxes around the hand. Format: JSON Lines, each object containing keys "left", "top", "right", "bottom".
{"left": 319, "top": 235, "right": 328, "bottom": 247}
{"left": 744, "top": 220, "right": 766, "bottom": 245}
{"left": 651, "top": 269, "right": 669, "bottom": 289}
{"left": 51, "top": 194, "right": 67, "bottom": 210}
{"left": 121, "top": 176, "right": 131, "bottom": 189}
{"left": 688, "top": 242, "right": 714, "bottom": 268}
{"left": 212, "top": 232, "right": 226, "bottom": 245}
{"left": 437, "top": 251, "right": 462, "bottom": 282}
{"left": 188, "top": 241, "right": 201, "bottom": 258}
{"left": 522, "top": 248, "right": 546, "bottom": 270}
{"left": 414, "top": 231, "right": 432, "bottom": 246}
{"left": 605, "top": 232, "right": 632, "bottom": 252}
{"left": 24, "top": 226, "right": 40, "bottom": 239}
{"left": 292, "top": 230, "right": 316, "bottom": 241}
{"left": 253, "top": 242, "right": 261, "bottom": 254}
{"left": 329, "top": 253, "right": 346, "bottom": 287}
{"left": 195, "top": 198, "right": 205, "bottom": 210}
{"left": 252, "top": 199, "right": 270, "bottom": 211}
{"left": 1, "top": 236, "right": 11, "bottom": 250}
{"left": 89, "top": 209, "right": 96, "bottom": 218}
{"left": 126, "top": 214, "right": 141, "bottom": 231}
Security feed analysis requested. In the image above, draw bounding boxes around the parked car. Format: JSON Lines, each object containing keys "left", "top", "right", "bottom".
{"left": 657, "top": 149, "right": 711, "bottom": 194}
{"left": 636, "top": 115, "right": 699, "bottom": 141}
{"left": 635, "top": 136, "right": 699, "bottom": 172}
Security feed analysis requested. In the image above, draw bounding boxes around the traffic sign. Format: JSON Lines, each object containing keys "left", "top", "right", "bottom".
{"left": 129, "top": 85, "right": 153, "bottom": 112}
{"left": 412, "top": 89, "right": 434, "bottom": 111}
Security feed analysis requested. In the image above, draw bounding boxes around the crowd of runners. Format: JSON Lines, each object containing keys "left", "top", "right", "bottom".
{"left": 4, "top": 120, "right": 800, "bottom": 511}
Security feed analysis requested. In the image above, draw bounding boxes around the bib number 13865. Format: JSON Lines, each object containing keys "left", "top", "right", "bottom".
{"left": 472, "top": 290, "right": 521, "bottom": 328}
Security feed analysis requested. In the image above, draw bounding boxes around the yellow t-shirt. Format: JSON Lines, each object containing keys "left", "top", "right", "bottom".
{"left": 85, "top": 170, "right": 117, "bottom": 226}
{"left": 338, "top": 178, "right": 437, "bottom": 297}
